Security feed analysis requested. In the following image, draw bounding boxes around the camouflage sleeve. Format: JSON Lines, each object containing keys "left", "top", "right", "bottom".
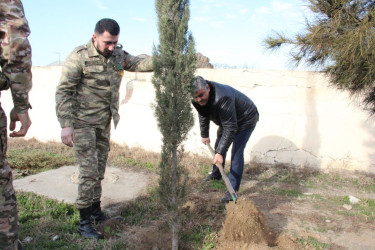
{"left": 0, "top": 70, "right": 10, "bottom": 91}
{"left": 55, "top": 50, "right": 82, "bottom": 128}
{"left": 0, "top": 0, "right": 32, "bottom": 113}
{"left": 123, "top": 53, "right": 153, "bottom": 72}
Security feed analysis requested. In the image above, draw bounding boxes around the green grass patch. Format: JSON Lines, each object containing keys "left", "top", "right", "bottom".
{"left": 189, "top": 225, "right": 214, "bottom": 243}
{"left": 17, "top": 192, "right": 80, "bottom": 249}
{"left": 201, "top": 231, "right": 218, "bottom": 250}
{"left": 364, "top": 184, "right": 375, "bottom": 192}
{"left": 199, "top": 163, "right": 212, "bottom": 177}
{"left": 7, "top": 149, "right": 75, "bottom": 170}
{"left": 307, "top": 195, "right": 375, "bottom": 222}
{"left": 17, "top": 192, "right": 130, "bottom": 249}
{"left": 209, "top": 180, "right": 226, "bottom": 191}
{"left": 112, "top": 156, "right": 154, "bottom": 169}
{"left": 181, "top": 224, "right": 215, "bottom": 249}
{"left": 273, "top": 170, "right": 300, "bottom": 184}
{"left": 121, "top": 188, "right": 165, "bottom": 225}
{"left": 357, "top": 199, "right": 375, "bottom": 219}
{"left": 301, "top": 178, "right": 317, "bottom": 188}
{"left": 302, "top": 172, "right": 375, "bottom": 193}
{"left": 337, "top": 197, "right": 375, "bottom": 221}
{"left": 18, "top": 192, "right": 77, "bottom": 223}
{"left": 305, "top": 193, "right": 325, "bottom": 200}
{"left": 272, "top": 188, "right": 303, "bottom": 197}
{"left": 297, "top": 236, "right": 329, "bottom": 249}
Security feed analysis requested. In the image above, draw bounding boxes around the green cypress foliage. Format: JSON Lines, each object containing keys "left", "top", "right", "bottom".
{"left": 264, "top": 0, "right": 375, "bottom": 113}
{"left": 152, "top": 0, "right": 196, "bottom": 247}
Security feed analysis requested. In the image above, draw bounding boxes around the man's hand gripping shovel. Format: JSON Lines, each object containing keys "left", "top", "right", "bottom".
{"left": 206, "top": 143, "right": 238, "bottom": 202}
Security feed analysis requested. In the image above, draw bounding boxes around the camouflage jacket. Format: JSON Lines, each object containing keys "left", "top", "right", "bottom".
{"left": 0, "top": 46, "right": 10, "bottom": 91}
{"left": 0, "top": 0, "right": 32, "bottom": 113}
{"left": 55, "top": 39, "right": 153, "bottom": 129}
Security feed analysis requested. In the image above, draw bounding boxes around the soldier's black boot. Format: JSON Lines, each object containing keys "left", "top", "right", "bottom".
{"left": 78, "top": 206, "right": 104, "bottom": 239}
{"left": 91, "top": 201, "right": 110, "bottom": 224}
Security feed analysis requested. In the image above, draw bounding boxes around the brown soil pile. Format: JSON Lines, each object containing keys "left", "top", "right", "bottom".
{"left": 216, "top": 200, "right": 298, "bottom": 249}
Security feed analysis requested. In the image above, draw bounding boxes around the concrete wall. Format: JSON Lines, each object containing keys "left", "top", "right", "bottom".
{"left": 1, "top": 66, "right": 374, "bottom": 174}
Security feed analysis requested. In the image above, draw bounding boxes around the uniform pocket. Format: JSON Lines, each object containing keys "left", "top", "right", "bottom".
{"left": 85, "top": 65, "right": 104, "bottom": 73}
{"left": 83, "top": 64, "right": 105, "bottom": 81}
{"left": 83, "top": 64, "right": 108, "bottom": 86}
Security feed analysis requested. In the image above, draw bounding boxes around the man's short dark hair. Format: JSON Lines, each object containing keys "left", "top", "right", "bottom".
{"left": 193, "top": 76, "right": 208, "bottom": 93}
{"left": 95, "top": 18, "right": 120, "bottom": 36}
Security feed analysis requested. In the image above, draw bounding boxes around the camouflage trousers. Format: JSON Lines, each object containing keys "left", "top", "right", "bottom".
{"left": 0, "top": 104, "right": 20, "bottom": 249}
{"left": 74, "top": 123, "right": 110, "bottom": 209}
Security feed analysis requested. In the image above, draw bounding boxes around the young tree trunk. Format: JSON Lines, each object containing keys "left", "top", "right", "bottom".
{"left": 171, "top": 148, "right": 178, "bottom": 250}
{"left": 153, "top": 0, "right": 197, "bottom": 248}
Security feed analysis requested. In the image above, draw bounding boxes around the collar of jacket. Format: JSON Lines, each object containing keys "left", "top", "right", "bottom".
{"left": 86, "top": 39, "right": 122, "bottom": 59}
{"left": 87, "top": 39, "right": 100, "bottom": 58}
{"left": 207, "top": 81, "right": 216, "bottom": 106}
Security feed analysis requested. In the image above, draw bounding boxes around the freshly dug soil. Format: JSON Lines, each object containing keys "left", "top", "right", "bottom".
{"left": 216, "top": 199, "right": 298, "bottom": 249}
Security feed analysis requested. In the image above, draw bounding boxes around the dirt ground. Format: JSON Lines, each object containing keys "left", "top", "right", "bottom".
{"left": 8, "top": 139, "right": 374, "bottom": 249}
{"left": 118, "top": 164, "right": 375, "bottom": 250}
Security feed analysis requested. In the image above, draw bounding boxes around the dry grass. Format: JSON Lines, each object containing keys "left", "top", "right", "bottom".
{"left": 9, "top": 138, "right": 375, "bottom": 249}
{"left": 7, "top": 138, "right": 213, "bottom": 180}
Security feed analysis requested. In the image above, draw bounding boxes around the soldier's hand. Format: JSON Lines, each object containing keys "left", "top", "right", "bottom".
{"left": 61, "top": 127, "right": 74, "bottom": 147}
{"left": 121, "top": 89, "right": 133, "bottom": 105}
{"left": 9, "top": 109, "right": 32, "bottom": 137}
{"left": 120, "top": 98, "right": 128, "bottom": 105}
{"left": 201, "top": 137, "right": 210, "bottom": 145}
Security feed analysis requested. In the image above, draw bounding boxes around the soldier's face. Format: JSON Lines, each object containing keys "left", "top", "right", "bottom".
{"left": 93, "top": 31, "right": 119, "bottom": 57}
{"left": 194, "top": 84, "right": 210, "bottom": 106}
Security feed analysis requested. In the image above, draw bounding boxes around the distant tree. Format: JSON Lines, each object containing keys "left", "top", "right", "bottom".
{"left": 264, "top": 0, "right": 375, "bottom": 114}
{"left": 152, "top": 0, "right": 196, "bottom": 248}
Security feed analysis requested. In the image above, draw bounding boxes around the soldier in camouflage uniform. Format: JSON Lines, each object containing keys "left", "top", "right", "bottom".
{"left": 55, "top": 18, "right": 152, "bottom": 239}
{"left": 0, "top": 0, "right": 33, "bottom": 249}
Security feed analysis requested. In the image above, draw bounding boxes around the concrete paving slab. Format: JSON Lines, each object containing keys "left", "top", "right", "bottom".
{"left": 13, "top": 166, "right": 150, "bottom": 208}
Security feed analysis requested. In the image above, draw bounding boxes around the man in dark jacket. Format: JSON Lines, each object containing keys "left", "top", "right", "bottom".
{"left": 192, "top": 76, "right": 258, "bottom": 202}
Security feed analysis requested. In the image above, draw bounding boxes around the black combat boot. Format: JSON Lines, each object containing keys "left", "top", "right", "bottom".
{"left": 91, "top": 201, "right": 110, "bottom": 224}
{"left": 78, "top": 206, "right": 104, "bottom": 239}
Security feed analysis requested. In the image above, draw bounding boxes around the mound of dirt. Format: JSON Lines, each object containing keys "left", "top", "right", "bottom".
{"left": 216, "top": 200, "right": 298, "bottom": 249}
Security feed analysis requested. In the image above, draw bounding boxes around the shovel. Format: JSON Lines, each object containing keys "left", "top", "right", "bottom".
{"left": 206, "top": 143, "right": 237, "bottom": 202}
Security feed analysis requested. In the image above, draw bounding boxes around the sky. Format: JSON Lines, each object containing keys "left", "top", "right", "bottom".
{"left": 22, "top": 0, "right": 312, "bottom": 70}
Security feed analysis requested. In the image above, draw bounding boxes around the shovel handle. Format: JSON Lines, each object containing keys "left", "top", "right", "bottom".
{"left": 206, "top": 143, "right": 237, "bottom": 201}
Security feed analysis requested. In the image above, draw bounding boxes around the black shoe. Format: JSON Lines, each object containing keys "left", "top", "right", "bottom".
{"left": 78, "top": 206, "right": 104, "bottom": 239}
{"left": 91, "top": 201, "right": 123, "bottom": 224}
{"left": 221, "top": 191, "right": 237, "bottom": 203}
{"left": 91, "top": 201, "right": 110, "bottom": 224}
{"left": 202, "top": 173, "right": 222, "bottom": 182}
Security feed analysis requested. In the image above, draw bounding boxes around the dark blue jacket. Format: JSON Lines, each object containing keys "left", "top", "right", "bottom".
{"left": 192, "top": 81, "right": 258, "bottom": 155}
